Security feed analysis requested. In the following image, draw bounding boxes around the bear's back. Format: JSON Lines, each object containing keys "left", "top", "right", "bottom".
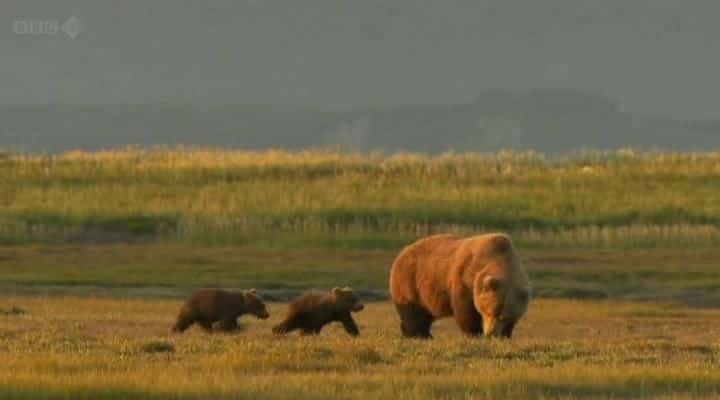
{"left": 390, "top": 235, "right": 463, "bottom": 308}
{"left": 187, "top": 289, "right": 243, "bottom": 318}
{"left": 390, "top": 233, "right": 521, "bottom": 304}
{"left": 392, "top": 233, "right": 513, "bottom": 275}
{"left": 392, "top": 234, "right": 461, "bottom": 268}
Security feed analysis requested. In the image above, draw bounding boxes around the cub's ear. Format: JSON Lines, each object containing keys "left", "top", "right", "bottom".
{"left": 246, "top": 288, "right": 257, "bottom": 295}
{"left": 332, "top": 287, "right": 343, "bottom": 296}
{"left": 483, "top": 276, "right": 501, "bottom": 291}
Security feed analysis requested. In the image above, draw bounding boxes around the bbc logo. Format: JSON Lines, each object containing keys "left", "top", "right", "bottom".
{"left": 12, "top": 16, "right": 82, "bottom": 39}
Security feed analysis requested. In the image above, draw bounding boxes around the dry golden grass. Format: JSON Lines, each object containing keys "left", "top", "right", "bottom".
{"left": 1, "top": 296, "right": 719, "bottom": 399}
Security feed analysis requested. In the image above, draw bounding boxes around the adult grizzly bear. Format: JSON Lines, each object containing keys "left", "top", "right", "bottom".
{"left": 390, "top": 233, "right": 530, "bottom": 339}
{"left": 172, "top": 288, "right": 269, "bottom": 333}
{"left": 272, "top": 287, "right": 364, "bottom": 336}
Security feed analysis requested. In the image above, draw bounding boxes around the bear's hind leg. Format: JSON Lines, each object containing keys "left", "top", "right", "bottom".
{"left": 300, "top": 326, "right": 321, "bottom": 336}
{"left": 197, "top": 319, "right": 214, "bottom": 332}
{"left": 395, "top": 303, "right": 434, "bottom": 339}
{"left": 172, "top": 315, "right": 195, "bottom": 333}
{"left": 272, "top": 315, "right": 300, "bottom": 335}
{"left": 217, "top": 317, "right": 239, "bottom": 332}
{"left": 171, "top": 309, "right": 196, "bottom": 333}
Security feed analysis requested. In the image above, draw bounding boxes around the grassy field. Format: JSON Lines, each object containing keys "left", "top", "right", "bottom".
{"left": 1, "top": 148, "right": 720, "bottom": 398}
{"left": 1, "top": 148, "right": 720, "bottom": 248}
{"left": 1, "top": 296, "right": 719, "bottom": 399}
{"left": 2, "top": 243, "right": 720, "bottom": 399}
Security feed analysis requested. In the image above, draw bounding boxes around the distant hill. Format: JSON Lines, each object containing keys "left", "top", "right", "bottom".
{"left": 1, "top": 90, "right": 718, "bottom": 153}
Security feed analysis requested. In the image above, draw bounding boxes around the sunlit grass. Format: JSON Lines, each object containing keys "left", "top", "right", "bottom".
{"left": 1, "top": 297, "right": 719, "bottom": 399}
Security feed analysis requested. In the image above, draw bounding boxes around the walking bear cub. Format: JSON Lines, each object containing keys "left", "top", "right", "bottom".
{"left": 390, "top": 233, "right": 530, "bottom": 339}
{"left": 273, "top": 287, "right": 364, "bottom": 336}
{"left": 172, "top": 288, "right": 269, "bottom": 333}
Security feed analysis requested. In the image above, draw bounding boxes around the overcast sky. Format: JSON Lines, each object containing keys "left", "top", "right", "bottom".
{"left": 3, "top": 0, "right": 719, "bottom": 117}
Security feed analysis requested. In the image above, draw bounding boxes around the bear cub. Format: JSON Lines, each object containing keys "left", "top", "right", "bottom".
{"left": 172, "top": 288, "right": 269, "bottom": 333}
{"left": 273, "top": 287, "right": 364, "bottom": 336}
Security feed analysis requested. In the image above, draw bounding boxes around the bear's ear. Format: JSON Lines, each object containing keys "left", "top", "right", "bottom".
{"left": 332, "top": 287, "right": 343, "bottom": 296}
{"left": 248, "top": 288, "right": 257, "bottom": 294}
{"left": 483, "top": 276, "right": 501, "bottom": 292}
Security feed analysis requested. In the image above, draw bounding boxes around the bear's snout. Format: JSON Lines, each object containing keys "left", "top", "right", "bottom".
{"left": 257, "top": 310, "right": 270, "bottom": 319}
{"left": 352, "top": 303, "right": 365, "bottom": 312}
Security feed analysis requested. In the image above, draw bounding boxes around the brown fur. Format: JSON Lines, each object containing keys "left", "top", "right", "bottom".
{"left": 172, "top": 288, "right": 269, "bottom": 333}
{"left": 272, "top": 287, "right": 364, "bottom": 336}
{"left": 389, "top": 233, "right": 530, "bottom": 339}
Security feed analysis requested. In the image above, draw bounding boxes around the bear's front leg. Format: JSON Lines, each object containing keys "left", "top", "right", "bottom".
{"left": 450, "top": 296, "right": 483, "bottom": 336}
{"left": 501, "top": 320, "right": 516, "bottom": 339}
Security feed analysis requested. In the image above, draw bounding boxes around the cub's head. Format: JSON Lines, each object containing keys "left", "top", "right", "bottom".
{"left": 332, "top": 287, "right": 365, "bottom": 312}
{"left": 473, "top": 275, "right": 530, "bottom": 339}
{"left": 243, "top": 288, "right": 270, "bottom": 319}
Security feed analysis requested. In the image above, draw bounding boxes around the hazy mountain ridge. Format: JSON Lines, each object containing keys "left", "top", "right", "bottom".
{"left": 1, "top": 90, "right": 717, "bottom": 153}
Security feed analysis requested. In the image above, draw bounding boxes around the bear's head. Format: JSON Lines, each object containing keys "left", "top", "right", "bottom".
{"left": 332, "top": 287, "right": 365, "bottom": 312}
{"left": 243, "top": 288, "right": 270, "bottom": 319}
{"left": 473, "top": 275, "right": 529, "bottom": 338}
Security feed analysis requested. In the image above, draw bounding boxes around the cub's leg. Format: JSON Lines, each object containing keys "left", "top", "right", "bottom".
{"left": 300, "top": 326, "right": 321, "bottom": 335}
